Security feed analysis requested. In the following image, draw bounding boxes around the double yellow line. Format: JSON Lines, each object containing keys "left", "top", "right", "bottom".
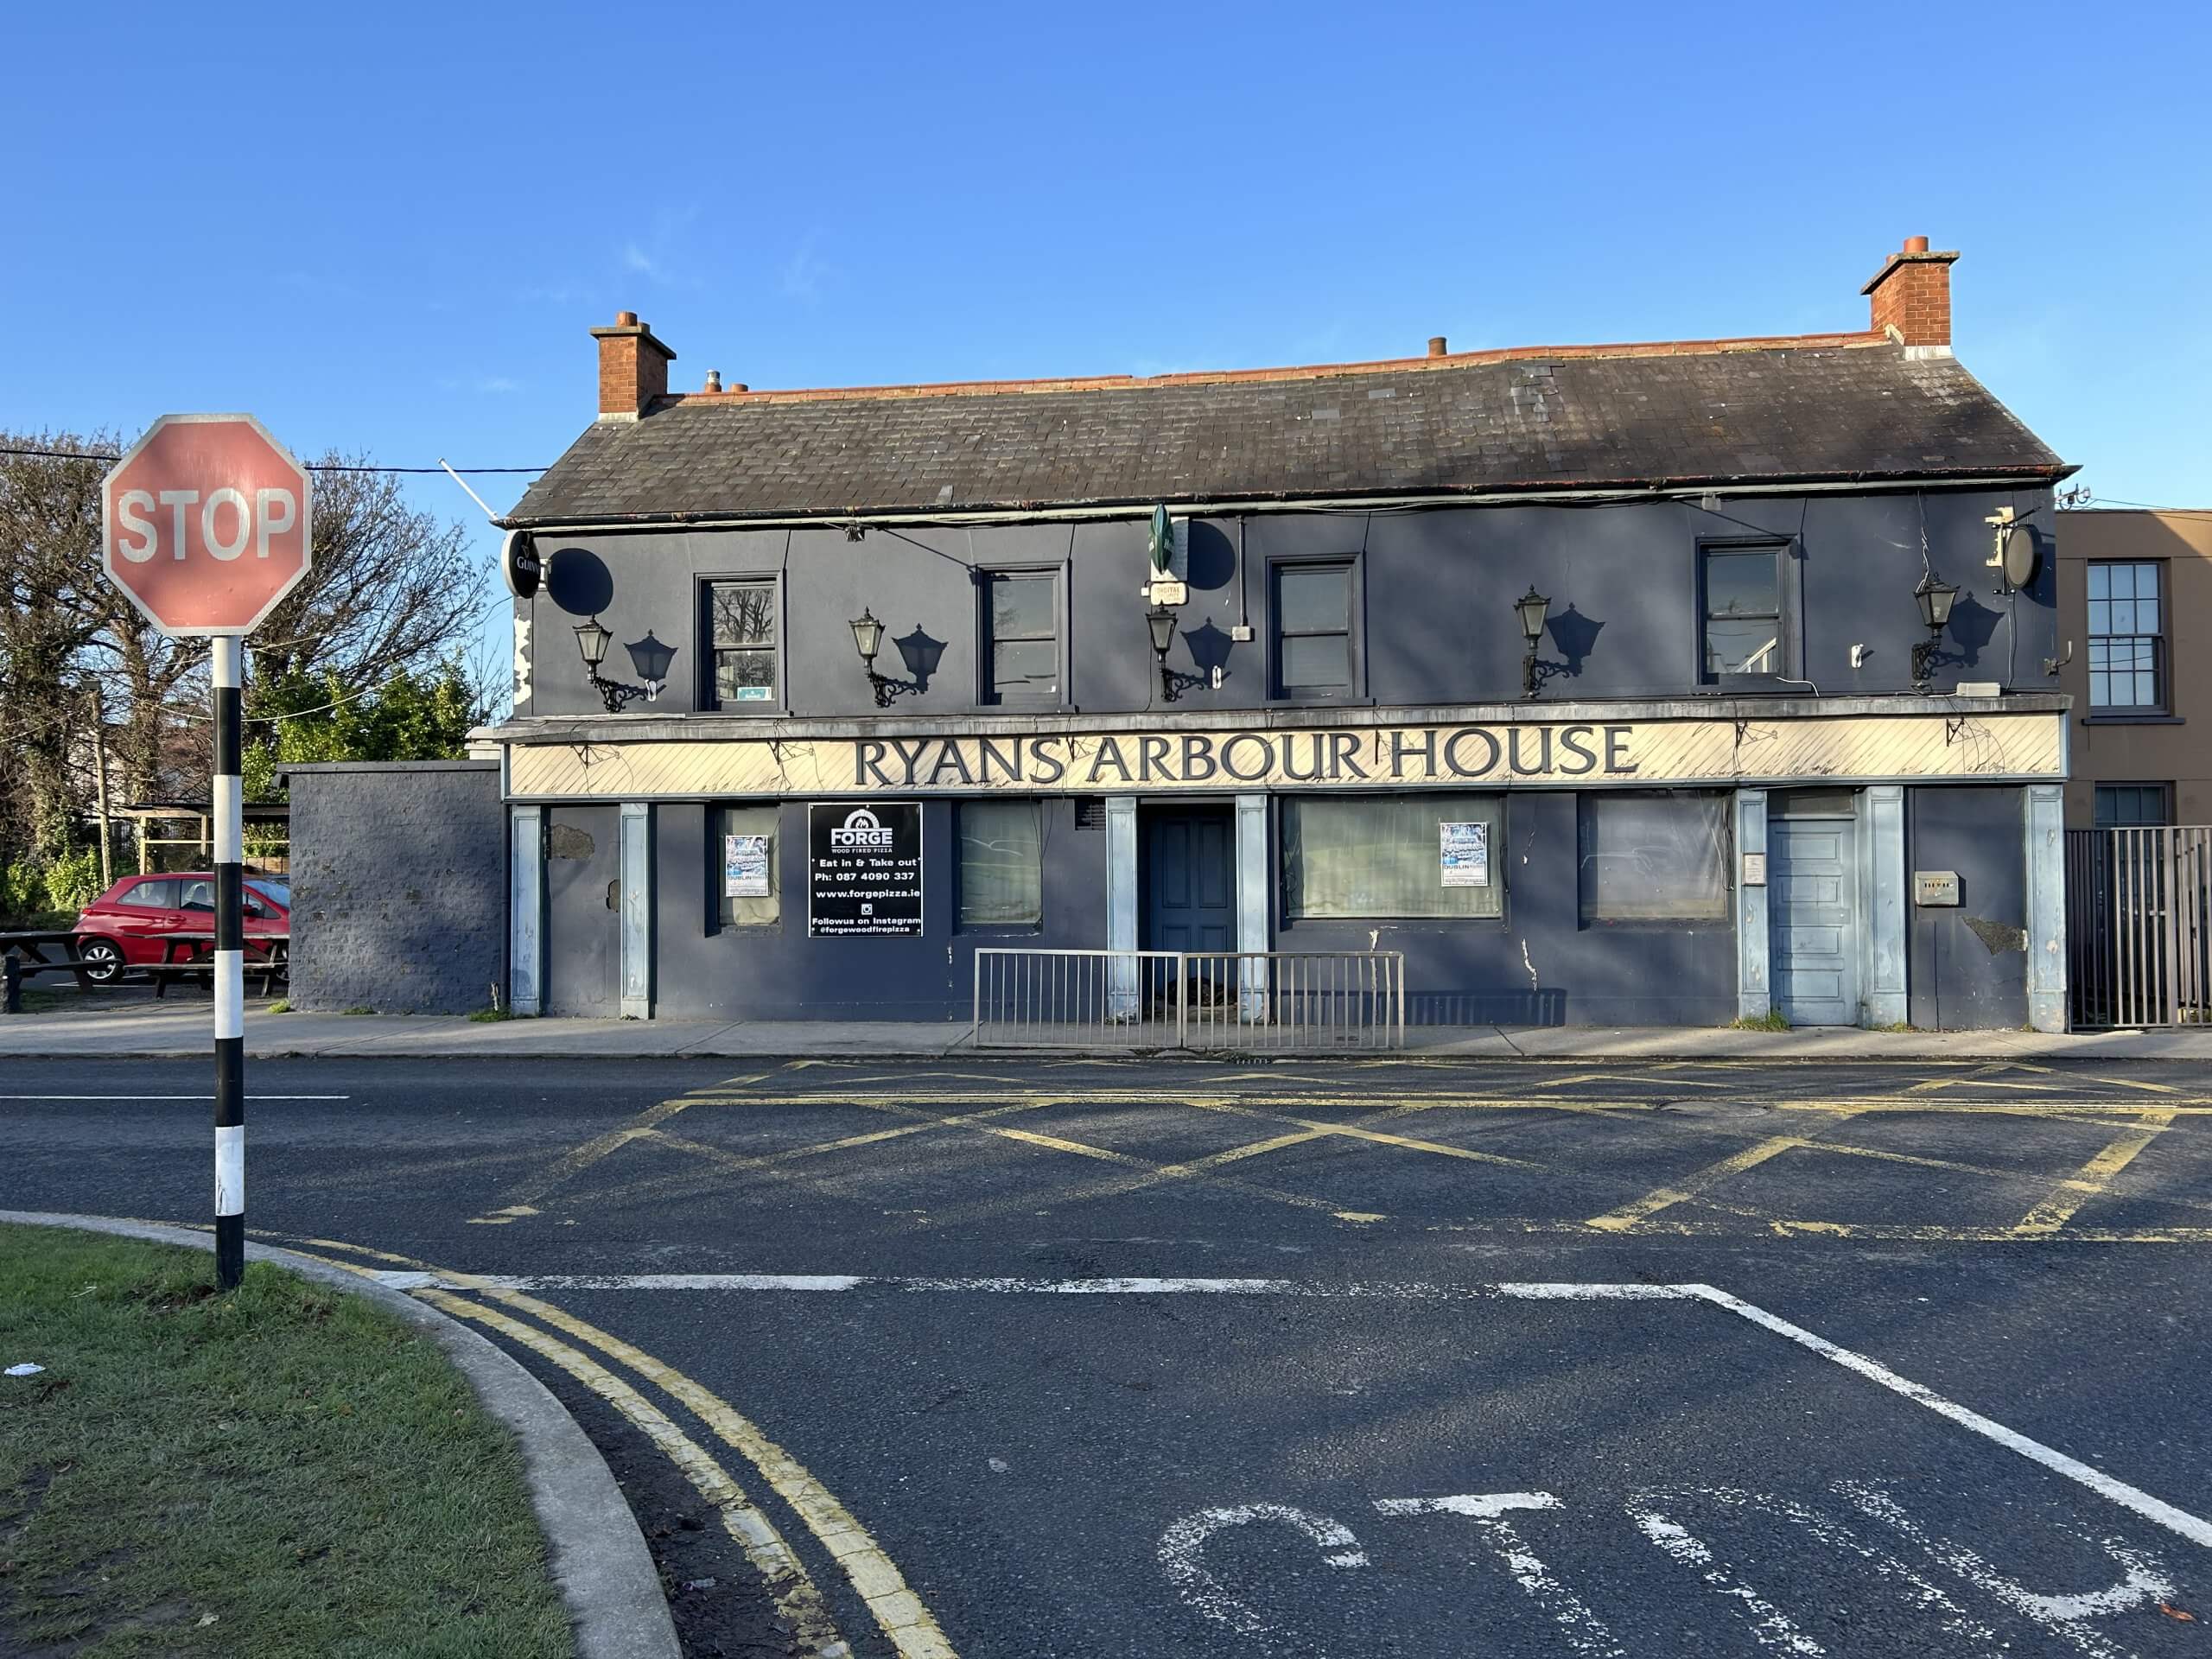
{"left": 292, "top": 1236, "right": 957, "bottom": 1659}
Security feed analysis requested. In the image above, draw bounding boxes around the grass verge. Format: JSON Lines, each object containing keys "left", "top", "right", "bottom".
{"left": 0, "top": 1224, "right": 572, "bottom": 1658}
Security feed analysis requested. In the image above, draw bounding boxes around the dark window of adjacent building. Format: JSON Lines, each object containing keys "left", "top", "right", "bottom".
{"left": 2088, "top": 562, "right": 2164, "bottom": 712}
{"left": 713, "top": 804, "right": 780, "bottom": 926}
{"left": 958, "top": 800, "right": 1042, "bottom": 925}
{"left": 118, "top": 879, "right": 176, "bottom": 908}
{"left": 983, "top": 573, "right": 1058, "bottom": 703}
{"left": 2094, "top": 784, "right": 2173, "bottom": 830}
{"left": 1578, "top": 791, "right": 1732, "bottom": 923}
{"left": 1700, "top": 544, "right": 1788, "bottom": 683}
{"left": 705, "top": 580, "right": 779, "bottom": 709}
{"left": 1273, "top": 563, "right": 1353, "bottom": 695}
{"left": 1281, "top": 793, "right": 1503, "bottom": 919}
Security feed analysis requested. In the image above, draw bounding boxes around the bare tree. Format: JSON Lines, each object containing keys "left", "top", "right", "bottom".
{"left": 0, "top": 436, "right": 108, "bottom": 860}
{"left": 248, "top": 459, "right": 490, "bottom": 703}
{"left": 0, "top": 435, "right": 494, "bottom": 887}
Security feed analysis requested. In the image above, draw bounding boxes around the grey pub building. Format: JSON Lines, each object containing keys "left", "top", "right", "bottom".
{"left": 478, "top": 235, "right": 2074, "bottom": 1031}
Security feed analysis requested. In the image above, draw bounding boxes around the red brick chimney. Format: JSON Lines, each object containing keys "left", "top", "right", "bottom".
{"left": 1861, "top": 235, "right": 1960, "bottom": 353}
{"left": 588, "top": 310, "right": 676, "bottom": 420}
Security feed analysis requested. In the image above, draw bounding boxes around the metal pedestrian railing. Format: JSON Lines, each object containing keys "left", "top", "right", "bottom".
{"left": 971, "top": 947, "right": 1407, "bottom": 1052}
{"left": 2066, "top": 825, "right": 2212, "bottom": 1028}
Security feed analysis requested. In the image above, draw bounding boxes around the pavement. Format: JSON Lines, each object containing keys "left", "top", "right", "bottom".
{"left": 5, "top": 995, "right": 2212, "bottom": 1059}
{"left": 6, "top": 1052, "right": 2212, "bottom": 1657}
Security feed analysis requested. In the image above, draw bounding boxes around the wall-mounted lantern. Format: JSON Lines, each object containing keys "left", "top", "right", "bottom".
{"left": 574, "top": 617, "right": 679, "bottom": 712}
{"left": 1147, "top": 604, "right": 1188, "bottom": 702}
{"left": 1910, "top": 573, "right": 1960, "bottom": 691}
{"left": 1516, "top": 586, "right": 1552, "bottom": 698}
{"left": 849, "top": 607, "right": 931, "bottom": 707}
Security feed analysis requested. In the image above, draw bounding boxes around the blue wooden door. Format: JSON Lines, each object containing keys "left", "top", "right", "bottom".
{"left": 1771, "top": 817, "right": 1859, "bottom": 1027}
{"left": 1144, "top": 809, "right": 1236, "bottom": 954}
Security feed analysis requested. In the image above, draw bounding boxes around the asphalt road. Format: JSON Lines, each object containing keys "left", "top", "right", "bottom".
{"left": 5, "top": 1053, "right": 2210, "bottom": 1658}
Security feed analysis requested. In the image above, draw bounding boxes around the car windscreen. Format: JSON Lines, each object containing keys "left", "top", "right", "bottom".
{"left": 245, "top": 880, "right": 290, "bottom": 908}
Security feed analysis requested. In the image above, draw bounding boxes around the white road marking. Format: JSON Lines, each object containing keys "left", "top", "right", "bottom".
{"left": 1685, "top": 1284, "right": 2212, "bottom": 1552}
{"left": 1843, "top": 1482, "right": 2177, "bottom": 1658}
{"left": 1639, "top": 1487, "right": 1997, "bottom": 1653}
{"left": 1629, "top": 1504, "right": 1826, "bottom": 1654}
{"left": 497, "top": 1275, "right": 1681, "bottom": 1304}
{"left": 353, "top": 1266, "right": 2212, "bottom": 1562}
{"left": 1376, "top": 1494, "right": 1626, "bottom": 1657}
{"left": 1158, "top": 1503, "right": 1366, "bottom": 1637}
{"left": 1374, "top": 1492, "right": 1561, "bottom": 1518}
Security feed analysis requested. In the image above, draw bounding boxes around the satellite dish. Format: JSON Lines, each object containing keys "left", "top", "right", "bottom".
{"left": 502, "top": 529, "right": 542, "bottom": 599}
{"left": 2001, "top": 524, "right": 2039, "bottom": 589}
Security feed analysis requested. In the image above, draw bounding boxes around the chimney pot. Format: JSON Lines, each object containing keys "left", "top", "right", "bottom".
{"left": 704, "top": 369, "right": 722, "bottom": 392}
{"left": 1903, "top": 235, "right": 1929, "bottom": 254}
{"left": 729, "top": 383, "right": 749, "bottom": 393}
{"left": 1427, "top": 336, "right": 1447, "bottom": 358}
{"left": 588, "top": 311, "right": 677, "bottom": 420}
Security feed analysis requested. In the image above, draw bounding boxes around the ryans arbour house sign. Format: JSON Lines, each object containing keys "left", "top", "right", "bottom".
{"left": 508, "top": 709, "right": 2065, "bottom": 800}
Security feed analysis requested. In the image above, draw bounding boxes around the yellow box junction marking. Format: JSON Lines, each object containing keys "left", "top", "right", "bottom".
{"left": 2012, "top": 1111, "right": 2181, "bottom": 1237}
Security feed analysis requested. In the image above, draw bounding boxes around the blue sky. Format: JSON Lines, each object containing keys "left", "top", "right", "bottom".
{"left": 7, "top": 1, "right": 2208, "bottom": 674}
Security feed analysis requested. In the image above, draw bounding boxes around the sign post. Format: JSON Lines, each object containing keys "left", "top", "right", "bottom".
{"left": 101, "top": 414, "right": 313, "bottom": 1291}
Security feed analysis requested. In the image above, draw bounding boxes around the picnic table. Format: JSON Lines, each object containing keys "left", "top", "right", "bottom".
{"left": 0, "top": 930, "right": 99, "bottom": 995}
{"left": 147, "top": 932, "right": 291, "bottom": 998}
{"left": 0, "top": 928, "right": 289, "bottom": 1011}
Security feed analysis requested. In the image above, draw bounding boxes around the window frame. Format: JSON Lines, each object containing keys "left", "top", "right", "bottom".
{"left": 2093, "top": 782, "right": 2174, "bottom": 830}
{"left": 2087, "top": 561, "right": 2167, "bottom": 716}
{"left": 1575, "top": 790, "right": 1734, "bottom": 927}
{"left": 697, "top": 574, "right": 785, "bottom": 715}
{"left": 1697, "top": 538, "right": 1799, "bottom": 689}
{"left": 117, "top": 878, "right": 177, "bottom": 909}
{"left": 1267, "top": 554, "right": 1365, "bottom": 703}
{"left": 956, "top": 798, "right": 1045, "bottom": 931}
{"left": 1279, "top": 791, "right": 1506, "bottom": 923}
{"left": 977, "top": 566, "right": 1067, "bottom": 709}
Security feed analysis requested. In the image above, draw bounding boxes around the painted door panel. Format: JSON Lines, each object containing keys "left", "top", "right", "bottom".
{"left": 1143, "top": 810, "right": 1236, "bottom": 956}
{"left": 543, "top": 807, "right": 620, "bottom": 1016}
{"left": 1771, "top": 818, "right": 1859, "bottom": 1027}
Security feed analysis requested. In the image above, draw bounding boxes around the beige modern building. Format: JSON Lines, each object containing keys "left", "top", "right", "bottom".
{"left": 2056, "top": 508, "right": 2212, "bottom": 829}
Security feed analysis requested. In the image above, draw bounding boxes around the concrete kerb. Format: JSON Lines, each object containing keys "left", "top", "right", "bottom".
{"left": 0, "top": 1211, "right": 680, "bottom": 1659}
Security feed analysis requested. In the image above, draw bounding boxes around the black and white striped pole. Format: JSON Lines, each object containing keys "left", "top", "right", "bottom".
{"left": 98, "top": 414, "right": 313, "bottom": 1294}
{"left": 213, "top": 634, "right": 246, "bottom": 1290}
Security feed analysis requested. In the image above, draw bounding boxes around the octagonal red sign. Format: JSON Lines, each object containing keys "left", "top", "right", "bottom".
{"left": 100, "top": 413, "right": 313, "bottom": 637}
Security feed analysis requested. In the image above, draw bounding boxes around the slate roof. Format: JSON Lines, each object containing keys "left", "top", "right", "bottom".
{"left": 505, "top": 336, "right": 2068, "bottom": 526}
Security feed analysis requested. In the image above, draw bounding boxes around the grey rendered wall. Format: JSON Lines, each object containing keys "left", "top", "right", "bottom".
{"left": 523, "top": 486, "right": 2059, "bottom": 721}
{"left": 1906, "top": 785, "right": 2028, "bottom": 1030}
{"left": 1276, "top": 791, "right": 1738, "bottom": 1027}
{"left": 652, "top": 795, "right": 1110, "bottom": 1020}
{"left": 286, "top": 762, "right": 504, "bottom": 1014}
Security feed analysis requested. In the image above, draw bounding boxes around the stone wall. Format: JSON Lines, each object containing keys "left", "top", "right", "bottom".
{"left": 283, "top": 760, "right": 503, "bottom": 1014}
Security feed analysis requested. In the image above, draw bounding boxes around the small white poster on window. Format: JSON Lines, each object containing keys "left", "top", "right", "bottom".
{"left": 1440, "top": 821, "right": 1490, "bottom": 888}
{"left": 724, "top": 835, "right": 770, "bottom": 898}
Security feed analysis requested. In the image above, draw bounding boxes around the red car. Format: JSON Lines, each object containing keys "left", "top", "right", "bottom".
{"left": 72, "top": 873, "right": 290, "bottom": 984}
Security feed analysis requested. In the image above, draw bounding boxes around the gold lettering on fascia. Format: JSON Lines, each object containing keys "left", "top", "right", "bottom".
{"left": 854, "top": 725, "right": 1649, "bottom": 788}
{"left": 513, "top": 713, "right": 2063, "bottom": 800}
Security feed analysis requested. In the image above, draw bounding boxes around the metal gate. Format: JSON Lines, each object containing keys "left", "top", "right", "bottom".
{"left": 2066, "top": 826, "right": 2212, "bottom": 1027}
{"left": 972, "top": 948, "right": 1407, "bottom": 1052}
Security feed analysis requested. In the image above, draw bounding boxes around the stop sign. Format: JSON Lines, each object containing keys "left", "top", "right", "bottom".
{"left": 101, "top": 413, "right": 313, "bottom": 637}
